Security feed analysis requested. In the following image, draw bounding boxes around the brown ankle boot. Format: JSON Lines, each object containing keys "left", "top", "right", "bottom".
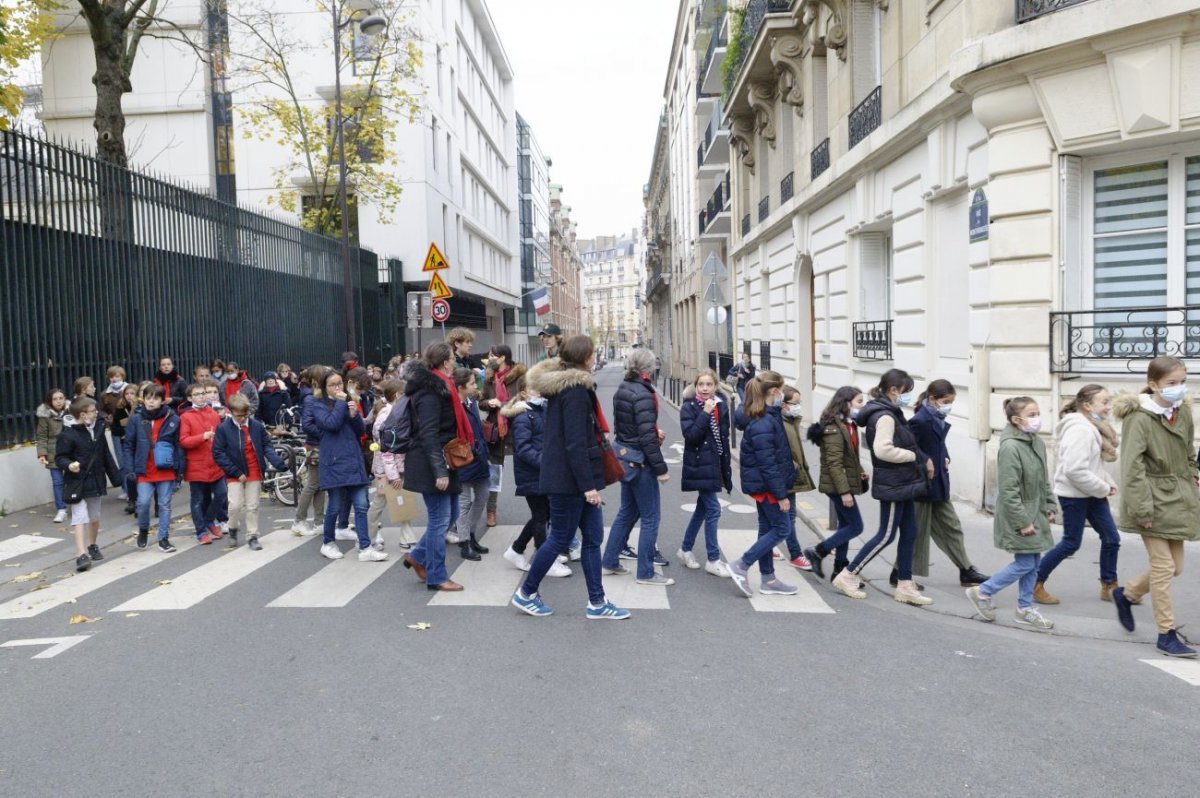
{"left": 486, "top": 510, "right": 497, "bottom": 527}
{"left": 1033, "top": 581, "right": 1059, "bottom": 605}
{"left": 1100, "top": 579, "right": 1119, "bottom": 602}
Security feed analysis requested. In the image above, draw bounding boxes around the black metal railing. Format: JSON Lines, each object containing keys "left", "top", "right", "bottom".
{"left": 646, "top": 264, "right": 667, "bottom": 299}
{"left": 811, "top": 137, "right": 830, "bottom": 180}
{"left": 732, "top": 0, "right": 793, "bottom": 79}
{"left": 780, "top": 171, "right": 794, "bottom": 204}
{"left": 853, "top": 320, "right": 893, "bottom": 361}
{"left": 698, "top": 12, "right": 727, "bottom": 94}
{"left": 0, "top": 127, "right": 383, "bottom": 448}
{"left": 699, "top": 171, "right": 732, "bottom": 233}
{"left": 1016, "top": 0, "right": 1093, "bottom": 24}
{"left": 709, "top": 351, "right": 735, "bottom": 382}
{"left": 1050, "top": 307, "right": 1200, "bottom": 374}
{"left": 741, "top": 214, "right": 750, "bottom": 236}
{"left": 758, "top": 195, "right": 769, "bottom": 222}
{"left": 849, "top": 85, "right": 882, "bottom": 149}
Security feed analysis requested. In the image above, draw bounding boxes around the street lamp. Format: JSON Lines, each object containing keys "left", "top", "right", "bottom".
{"left": 332, "top": 5, "right": 387, "bottom": 352}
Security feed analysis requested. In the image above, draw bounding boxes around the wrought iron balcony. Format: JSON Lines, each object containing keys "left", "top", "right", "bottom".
{"left": 853, "top": 320, "right": 892, "bottom": 361}
{"left": 780, "top": 172, "right": 794, "bottom": 205}
{"left": 646, "top": 265, "right": 669, "bottom": 300}
{"left": 811, "top": 137, "right": 830, "bottom": 180}
{"left": 697, "top": 12, "right": 727, "bottom": 98}
{"left": 1016, "top": 0, "right": 1094, "bottom": 24}
{"left": 849, "top": 86, "right": 882, "bottom": 149}
{"left": 730, "top": 0, "right": 793, "bottom": 82}
{"left": 699, "top": 171, "right": 732, "bottom": 235}
{"left": 741, "top": 214, "right": 750, "bottom": 236}
{"left": 757, "top": 195, "right": 769, "bottom": 222}
{"left": 1050, "top": 306, "right": 1200, "bottom": 375}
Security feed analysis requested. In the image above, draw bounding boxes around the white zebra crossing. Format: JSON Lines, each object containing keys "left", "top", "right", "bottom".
{"left": 719, "top": 529, "right": 836, "bottom": 613}
{"left": 268, "top": 554, "right": 399, "bottom": 608}
{"left": 1140, "top": 658, "right": 1200, "bottom": 686}
{"left": 0, "top": 534, "right": 61, "bottom": 563}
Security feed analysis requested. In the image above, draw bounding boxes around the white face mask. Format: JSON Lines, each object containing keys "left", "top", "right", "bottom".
{"left": 1020, "top": 417, "right": 1043, "bottom": 434}
{"left": 783, "top": 404, "right": 804, "bottom": 419}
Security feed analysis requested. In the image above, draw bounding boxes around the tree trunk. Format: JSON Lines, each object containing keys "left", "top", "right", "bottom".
{"left": 85, "top": 6, "right": 135, "bottom": 242}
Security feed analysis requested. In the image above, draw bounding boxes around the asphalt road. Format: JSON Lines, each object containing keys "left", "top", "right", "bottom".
{"left": 1, "top": 364, "right": 1197, "bottom": 797}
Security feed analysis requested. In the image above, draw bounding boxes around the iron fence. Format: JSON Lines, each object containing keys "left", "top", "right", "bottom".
{"left": 1050, "top": 306, "right": 1200, "bottom": 375}
{"left": 0, "top": 127, "right": 380, "bottom": 447}
{"left": 758, "top": 195, "right": 769, "bottom": 222}
{"left": 811, "top": 137, "right": 830, "bottom": 180}
{"left": 780, "top": 171, "right": 794, "bottom": 204}
{"left": 849, "top": 86, "right": 882, "bottom": 149}
{"left": 1016, "top": 0, "right": 1093, "bottom": 24}
{"left": 852, "top": 320, "right": 892, "bottom": 361}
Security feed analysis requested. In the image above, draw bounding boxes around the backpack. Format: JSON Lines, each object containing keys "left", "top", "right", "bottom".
{"left": 378, "top": 395, "right": 413, "bottom": 454}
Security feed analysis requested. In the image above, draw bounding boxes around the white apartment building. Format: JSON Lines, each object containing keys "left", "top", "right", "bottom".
{"left": 38, "top": 0, "right": 520, "bottom": 351}
{"left": 721, "top": 0, "right": 1200, "bottom": 508}
{"left": 581, "top": 232, "right": 643, "bottom": 361}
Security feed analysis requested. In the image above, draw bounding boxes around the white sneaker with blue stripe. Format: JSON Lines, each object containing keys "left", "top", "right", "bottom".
{"left": 511, "top": 590, "right": 553, "bottom": 617}
{"left": 586, "top": 601, "right": 631, "bottom": 620}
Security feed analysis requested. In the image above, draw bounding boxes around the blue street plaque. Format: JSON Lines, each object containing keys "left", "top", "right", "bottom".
{"left": 969, "top": 189, "right": 989, "bottom": 243}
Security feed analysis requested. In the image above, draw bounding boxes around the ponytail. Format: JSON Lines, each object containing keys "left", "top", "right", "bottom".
{"left": 869, "top": 368, "right": 913, "bottom": 401}
{"left": 743, "top": 370, "right": 784, "bottom": 419}
{"left": 916, "top": 378, "right": 955, "bottom": 407}
{"left": 1060, "top": 383, "right": 1106, "bottom": 419}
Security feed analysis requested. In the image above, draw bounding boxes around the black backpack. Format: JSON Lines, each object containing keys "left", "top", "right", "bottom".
{"left": 378, "top": 396, "right": 413, "bottom": 454}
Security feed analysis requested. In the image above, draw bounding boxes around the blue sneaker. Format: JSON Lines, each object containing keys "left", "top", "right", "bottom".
{"left": 728, "top": 558, "right": 753, "bottom": 598}
{"left": 653, "top": 550, "right": 670, "bottom": 567}
{"left": 586, "top": 601, "right": 631, "bottom": 620}
{"left": 618, "top": 546, "right": 637, "bottom": 560}
{"left": 1112, "top": 586, "right": 1135, "bottom": 632}
{"left": 1158, "top": 629, "right": 1197, "bottom": 658}
{"left": 511, "top": 590, "right": 553, "bottom": 617}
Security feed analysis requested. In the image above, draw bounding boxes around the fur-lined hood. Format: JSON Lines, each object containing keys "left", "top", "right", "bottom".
{"left": 403, "top": 361, "right": 451, "bottom": 398}
{"left": 488, "top": 362, "right": 527, "bottom": 388}
{"left": 500, "top": 397, "right": 530, "bottom": 418}
{"left": 36, "top": 403, "right": 66, "bottom": 420}
{"left": 1112, "top": 391, "right": 1192, "bottom": 421}
{"left": 526, "top": 357, "right": 594, "bottom": 397}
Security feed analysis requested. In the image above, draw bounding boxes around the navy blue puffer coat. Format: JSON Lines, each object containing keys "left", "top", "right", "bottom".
{"left": 308, "top": 398, "right": 368, "bottom": 490}
{"left": 679, "top": 386, "right": 732, "bottom": 493}
{"left": 737, "top": 405, "right": 796, "bottom": 500}
{"left": 505, "top": 398, "right": 546, "bottom": 496}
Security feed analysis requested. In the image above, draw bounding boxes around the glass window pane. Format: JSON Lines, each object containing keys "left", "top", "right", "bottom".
{"left": 1094, "top": 230, "right": 1168, "bottom": 311}
{"left": 1187, "top": 156, "right": 1200, "bottom": 226}
{"left": 1094, "top": 161, "right": 1168, "bottom": 234}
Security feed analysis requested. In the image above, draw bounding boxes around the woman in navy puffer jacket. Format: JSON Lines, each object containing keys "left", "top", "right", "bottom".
{"left": 727, "top": 370, "right": 799, "bottom": 599}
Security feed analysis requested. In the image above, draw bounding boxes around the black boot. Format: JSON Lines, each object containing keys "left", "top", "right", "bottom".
{"left": 460, "top": 541, "right": 481, "bottom": 561}
{"left": 831, "top": 559, "right": 849, "bottom": 582}
{"left": 469, "top": 533, "right": 489, "bottom": 554}
{"left": 959, "top": 567, "right": 989, "bottom": 587}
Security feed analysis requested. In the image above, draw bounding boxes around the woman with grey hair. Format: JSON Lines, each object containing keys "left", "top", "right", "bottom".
{"left": 600, "top": 348, "right": 673, "bottom": 585}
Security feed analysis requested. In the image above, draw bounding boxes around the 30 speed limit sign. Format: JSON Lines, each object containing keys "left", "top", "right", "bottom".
{"left": 431, "top": 298, "right": 451, "bottom": 323}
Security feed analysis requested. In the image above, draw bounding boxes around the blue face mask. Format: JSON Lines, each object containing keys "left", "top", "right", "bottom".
{"left": 898, "top": 392, "right": 915, "bottom": 408}
{"left": 850, "top": 407, "right": 861, "bottom": 420}
{"left": 932, "top": 401, "right": 952, "bottom": 418}
{"left": 1161, "top": 385, "right": 1187, "bottom": 404}
{"left": 1090, "top": 411, "right": 1103, "bottom": 422}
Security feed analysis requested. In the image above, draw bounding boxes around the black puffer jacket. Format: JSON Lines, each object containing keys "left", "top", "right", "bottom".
{"left": 611, "top": 374, "right": 667, "bottom": 476}
{"left": 858, "top": 398, "right": 928, "bottom": 503}
{"left": 403, "top": 363, "right": 461, "bottom": 496}
{"left": 528, "top": 358, "right": 605, "bottom": 495}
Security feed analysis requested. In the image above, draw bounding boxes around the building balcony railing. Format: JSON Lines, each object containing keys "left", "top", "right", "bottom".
{"left": 697, "top": 12, "right": 728, "bottom": 99}
{"left": 780, "top": 171, "right": 793, "bottom": 205}
{"left": 699, "top": 171, "right": 732, "bottom": 235}
{"left": 849, "top": 85, "right": 882, "bottom": 150}
{"left": 853, "top": 320, "right": 892, "bottom": 361}
{"left": 811, "top": 137, "right": 830, "bottom": 181}
{"left": 757, "top": 195, "right": 769, "bottom": 222}
{"left": 741, "top": 214, "right": 750, "bottom": 237}
{"left": 1016, "top": 0, "right": 1093, "bottom": 24}
{"left": 646, "top": 265, "right": 669, "bottom": 300}
{"left": 1050, "top": 306, "right": 1200, "bottom": 375}
{"left": 730, "top": 0, "right": 792, "bottom": 84}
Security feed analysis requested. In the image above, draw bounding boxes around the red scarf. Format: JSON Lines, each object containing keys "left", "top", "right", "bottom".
{"left": 435, "top": 369, "right": 475, "bottom": 444}
{"left": 494, "top": 366, "right": 512, "bottom": 438}
{"left": 593, "top": 396, "right": 610, "bottom": 434}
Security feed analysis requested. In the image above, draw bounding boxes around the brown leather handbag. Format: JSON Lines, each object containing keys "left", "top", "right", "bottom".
{"left": 599, "top": 434, "right": 625, "bottom": 486}
{"left": 443, "top": 438, "right": 474, "bottom": 470}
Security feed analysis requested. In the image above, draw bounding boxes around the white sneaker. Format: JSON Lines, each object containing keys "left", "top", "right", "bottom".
{"left": 117, "top": 491, "right": 127, "bottom": 501}
{"left": 547, "top": 561, "right": 572, "bottom": 578}
{"left": 503, "top": 547, "right": 531, "bottom": 572}
{"left": 219, "top": 522, "right": 230, "bottom": 535}
{"left": 705, "top": 559, "right": 730, "bottom": 577}
{"left": 358, "top": 547, "right": 389, "bottom": 562}
{"left": 373, "top": 532, "right": 385, "bottom": 551}
{"left": 556, "top": 553, "right": 568, "bottom": 564}
{"left": 568, "top": 545, "right": 582, "bottom": 562}
{"left": 291, "top": 520, "right": 316, "bottom": 536}
{"left": 334, "top": 527, "right": 356, "bottom": 542}
{"left": 320, "top": 542, "right": 344, "bottom": 560}
{"left": 677, "top": 549, "right": 701, "bottom": 570}
{"left": 53, "top": 509, "right": 68, "bottom": 524}
{"left": 445, "top": 532, "right": 463, "bottom": 544}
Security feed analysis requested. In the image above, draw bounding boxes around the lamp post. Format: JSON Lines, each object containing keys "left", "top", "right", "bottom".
{"left": 331, "top": 4, "right": 387, "bottom": 353}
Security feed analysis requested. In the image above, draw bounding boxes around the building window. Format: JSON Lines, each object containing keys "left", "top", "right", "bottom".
{"left": 850, "top": 0, "right": 881, "bottom": 106}
{"left": 858, "top": 231, "right": 892, "bottom": 321}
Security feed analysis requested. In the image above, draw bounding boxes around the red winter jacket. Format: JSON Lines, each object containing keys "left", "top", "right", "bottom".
{"left": 179, "top": 404, "right": 225, "bottom": 482}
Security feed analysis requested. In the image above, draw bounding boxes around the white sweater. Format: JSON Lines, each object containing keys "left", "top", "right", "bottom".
{"left": 1053, "top": 413, "right": 1114, "bottom": 499}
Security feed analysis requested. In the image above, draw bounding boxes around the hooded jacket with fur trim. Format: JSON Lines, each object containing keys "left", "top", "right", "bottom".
{"left": 679, "top": 385, "right": 732, "bottom": 493}
{"left": 402, "top": 362, "right": 461, "bottom": 495}
{"left": 1113, "top": 392, "right": 1200, "bottom": 540}
{"left": 503, "top": 397, "right": 546, "bottom": 496}
{"left": 527, "top": 358, "right": 605, "bottom": 495}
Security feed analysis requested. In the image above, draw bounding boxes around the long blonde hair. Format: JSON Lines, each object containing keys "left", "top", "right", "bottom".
{"left": 743, "top": 371, "right": 784, "bottom": 419}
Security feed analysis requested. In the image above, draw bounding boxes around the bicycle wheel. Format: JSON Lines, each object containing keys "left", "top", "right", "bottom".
{"left": 270, "top": 445, "right": 298, "bottom": 507}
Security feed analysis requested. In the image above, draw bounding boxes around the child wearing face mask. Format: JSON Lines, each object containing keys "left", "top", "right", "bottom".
{"left": 804, "top": 386, "right": 868, "bottom": 583}
{"left": 910, "top": 380, "right": 989, "bottom": 590}
{"left": 965, "top": 396, "right": 1057, "bottom": 630}
{"left": 1110, "top": 356, "right": 1200, "bottom": 657}
{"left": 779, "top": 385, "right": 816, "bottom": 571}
{"left": 1033, "top": 384, "right": 1121, "bottom": 605}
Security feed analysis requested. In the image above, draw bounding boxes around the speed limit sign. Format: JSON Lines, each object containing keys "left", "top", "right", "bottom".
{"left": 431, "top": 298, "right": 451, "bottom": 323}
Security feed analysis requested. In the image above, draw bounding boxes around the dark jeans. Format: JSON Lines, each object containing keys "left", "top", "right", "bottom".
{"left": 601, "top": 467, "right": 661, "bottom": 579}
{"left": 513, "top": 495, "right": 549, "bottom": 555}
{"left": 1038, "top": 495, "right": 1120, "bottom": 584}
{"left": 523, "top": 494, "right": 605, "bottom": 605}
{"left": 189, "top": 479, "right": 228, "bottom": 538}
{"left": 323, "top": 485, "right": 370, "bottom": 548}
{"left": 849, "top": 500, "right": 916, "bottom": 580}
{"left": 738, "top": 499, "right": 790, "bottom": 577}
{"left": 49, "top": 468, "right": 65, "bottom": 511}
{"left": 681, "top": 490, "right": 722, "bottom": 561}
{"left": 818, "top": 495, "right": 862, "bottom": 563}
{"left": 410, "top": 491, "right": 461, "bottom": 586}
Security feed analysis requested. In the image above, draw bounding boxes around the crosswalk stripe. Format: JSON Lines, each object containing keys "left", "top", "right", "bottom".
{"left": 1140, "top": 658, "right": 1200, "bottom": 686}
{"left": 0, "top": 538, "right": 198, "bottom": 619}
{"left": 0, "top": 534, "right": 61, "bottom": 563}
{"left": 429, "top": 527, "right": 522, "bottom": 607}
{"left": 719, "top": 529, "right": 835, "bottom": 613}
{"left": 268, "top": 554, "right": 399, "bottom": 608}
{"left": 111, "top": 530, "right": 309, "bottom": 611}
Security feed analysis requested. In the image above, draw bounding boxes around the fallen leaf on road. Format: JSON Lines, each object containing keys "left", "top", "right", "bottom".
{"left": 30, "top": 532, "right": 42, "bottom": 536}
{"left": 12, "top": 571, "right": 44, "bottom": 583}
{"left": 406, "top": 622, "right": 433, "bottom": 631}
{"left": 8, "top": 524, "right": 18, "bottom": 528}
{"left": 69, "top": 614, "right": 101, "bottom": 624}
{"left": 155, "top": 579, "right": 172, "bottom": 585}
{"left": 124, "top": 613, "right": 140, "bottom": 618}
{"left": 29, "top": 584, "right": 51, "bottom": 592}
{"left": 65, "top": 598, "right": 76, "bottom": 604}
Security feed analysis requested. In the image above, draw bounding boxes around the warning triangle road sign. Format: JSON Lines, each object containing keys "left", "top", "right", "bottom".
{"left": 423, "top": 243, "right": 449, "bottom": 272}
{"left": 428, "top": 271, "right": 453, "bottom": 299}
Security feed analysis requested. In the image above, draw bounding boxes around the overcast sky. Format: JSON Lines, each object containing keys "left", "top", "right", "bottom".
{"left": 488, "top": 0, "right": 680, "bottom": 240}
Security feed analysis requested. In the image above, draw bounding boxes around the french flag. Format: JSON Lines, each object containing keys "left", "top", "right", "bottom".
{"left": 531, "top": 285, "right": 551, "bottom": 316}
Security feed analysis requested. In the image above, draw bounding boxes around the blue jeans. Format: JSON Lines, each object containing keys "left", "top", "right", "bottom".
{"left": 189, "top": 479, "right": 228, "bottom": 538}
{"left": 410, "top": 491, "right": 461, "bottom": 586}
{"left": 1038, "top": 496, "right": 1120, "bottom": 584}
{"left": 849, "top": 500, "right": 916, "bottom": 580}
{"left": 601, "top": 467, "right": 662, "bottom": 579}
{"left": 819, "top": 495, "right": 860, "bottom": 563}
{"left": 739, "top": 499, "right": 791, "bottom": 577}
{"left": 137, "top": 481, "right": 176, "bottom": 541}
{"left": 49, "top": 468, "right": 65, "bottom": 511}
{"left": 783, "top": 493, "right": 803, "bottom": 558}
{"left": 981, "top": 552, "right": 1042, "bottom": 609}
{"left": 523, "top": 494, "right": 605, "bottom": 605}
{"left": 682, "top": 490, "right": 722, "bottom": 562}
{"left": 323, "top": 485, "right": 371, "bottom": 548}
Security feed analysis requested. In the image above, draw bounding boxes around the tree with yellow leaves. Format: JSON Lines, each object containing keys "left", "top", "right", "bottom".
{"left": 0, "top": 0, "right": 59, "bottom": 129}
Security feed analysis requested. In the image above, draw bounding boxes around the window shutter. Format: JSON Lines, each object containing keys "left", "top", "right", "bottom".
{"left": 1060, "top": 155, "right": 1082, "bottom": 310}
{"left": 1186, "top": 156, "right": 1200, "bottom": 308}
{"left": 859, "top": 232, "right": 885, "bottom": 320}
{"left": 1092, "top": 161, "right": 1168, "bottom": 313}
